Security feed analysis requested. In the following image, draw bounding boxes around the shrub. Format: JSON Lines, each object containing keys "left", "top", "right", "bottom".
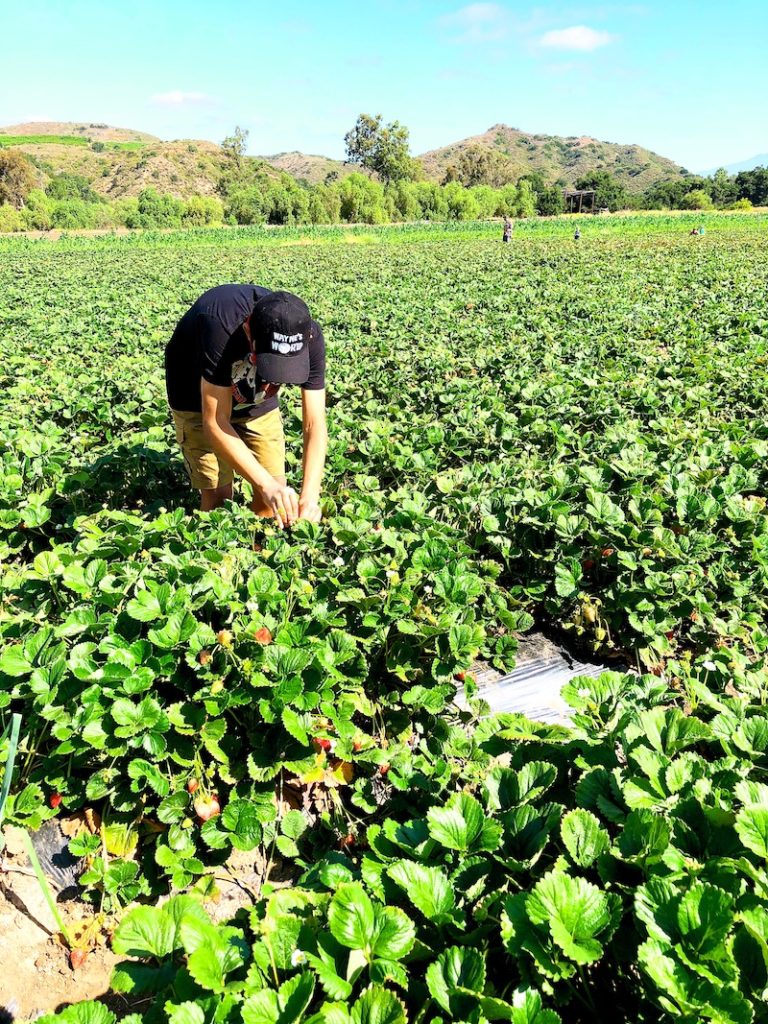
{"left": 45, "top": 172, "right": 100, "bottom": 203}
{"left": 20, "top": 188, "right": 53, "bottom": 230}
{"left": 0, "top": 202, "right": 24, "bottom": 231}
{"left": 0, "top": 148, "right": 36, "bottom": 207}
{"left": 182, "top": 195, "right": 224, "bottom": 227}
{"left": 680, "top": 188, "right": 714, "bottom": 210}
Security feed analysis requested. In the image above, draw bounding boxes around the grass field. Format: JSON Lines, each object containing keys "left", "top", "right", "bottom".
{"left": 0, "top": 134, "right": 91, "bottom": 147}
{"left": 3, "top": 208, "right": 765, "bottom": 247}
{"left": 1, "top": 219, "right": 767, "bottom": 1023}
{"left": 0, "top": 134, "right": 148, "bottom": 150}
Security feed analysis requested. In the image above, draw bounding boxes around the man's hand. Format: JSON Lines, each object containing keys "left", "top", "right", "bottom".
{"left": 261, "top": 480, "right": 299, "bottom": 528}
{"left": 298, "top": 495, "right": 323, "bottom": 523}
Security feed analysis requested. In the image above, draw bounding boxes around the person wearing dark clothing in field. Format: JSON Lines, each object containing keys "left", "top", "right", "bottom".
{"left": 502, "top": 217, "right": 513, "bottom": 242}
{"left": 574, "top": 227, "right": 581, "bottom": 240}
{"left": 165, "top": 285, "right": 327, "bottom": 527}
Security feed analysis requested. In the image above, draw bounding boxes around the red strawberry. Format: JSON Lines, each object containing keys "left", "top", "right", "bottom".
{"left": 379, "top": 764, "right": 390, "bottom": 776}
{"left": 49, "top": 793, "right": 62, "bottom": 809}
{"left": 69, "top": 949, "right": 88, "bottom": 970}
{"left": 194, "top": 794, "right": 221, "bottom": 821}
{"left": 187, "top": 778, "right": 199, "bottom": 794}
{"left": 313, "top": 737, "right": 332, "bottom": 753}
{"left": 254, "top": 627, "right": 272, "bottom": 645}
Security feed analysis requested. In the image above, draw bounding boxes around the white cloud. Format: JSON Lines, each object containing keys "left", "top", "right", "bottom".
{"left": 151, "top": 90, "right": 211, "bottom": 107}
{"left": 439, "top": 3, "right": 512, "bottom": 43}
{"left": 539, "top": 25, "right": 615, "bottom": 50}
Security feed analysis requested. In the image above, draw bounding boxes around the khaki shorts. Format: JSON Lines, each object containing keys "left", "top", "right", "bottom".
{"left": 171, "top": 408, "right": 285, "bottom": 491}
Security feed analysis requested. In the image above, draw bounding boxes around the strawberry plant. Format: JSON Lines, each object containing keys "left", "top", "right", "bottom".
{"left": 1, "top": 222, "right": 767, "bottom": 1022}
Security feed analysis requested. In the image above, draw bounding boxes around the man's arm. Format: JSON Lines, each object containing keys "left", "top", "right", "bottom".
{"left": 298, "top": 388, "right": 327, "bottom": 523}
{"left": 200, "top": 380, "right": 298, "bottom": 526}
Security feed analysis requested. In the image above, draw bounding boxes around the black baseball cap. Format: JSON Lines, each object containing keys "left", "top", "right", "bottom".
{"left": 249, "top": 291, "right": 312, "bottom": 385}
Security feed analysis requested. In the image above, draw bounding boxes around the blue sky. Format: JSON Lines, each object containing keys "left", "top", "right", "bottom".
{"left": 1, "top": 0, "right": 765, "bottom": 172}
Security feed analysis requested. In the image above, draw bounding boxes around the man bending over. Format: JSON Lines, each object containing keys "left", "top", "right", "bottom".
{"left": 165, "top": 285, "right": 326, "bottom": 527}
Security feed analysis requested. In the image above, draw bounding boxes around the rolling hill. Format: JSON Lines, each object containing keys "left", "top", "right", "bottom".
{"left": 0, "top": 122, "right": 231, "bottom": 199}
{"left": 1, "top": 120, "right": 688, "bottom": 199}
{"left": 260, "top": 151, "right": 351, "bottom": 184}
{"left": 417, "top": 124, "right": 687, "bottom": 191}
{"left": 262, "top": 127, "right": 688, "bottom": 192}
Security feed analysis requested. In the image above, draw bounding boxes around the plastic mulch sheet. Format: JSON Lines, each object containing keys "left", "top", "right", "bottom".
{"left": 465, "top": 632, "right": 609, "bottom": 724}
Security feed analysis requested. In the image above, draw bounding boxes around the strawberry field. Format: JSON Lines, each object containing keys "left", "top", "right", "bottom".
{"left": 1, "top": 219, "right": 768, "bottom": 1024}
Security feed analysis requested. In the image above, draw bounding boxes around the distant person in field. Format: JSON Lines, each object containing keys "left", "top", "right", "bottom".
{"left": 574, "top": 227, "right": 581, "bottom": 240}
{"left": 164, "top": 287, "right": 327, "bottom": 527}
{"left": 502, "top": 216, "right": 513, "bottom": 243}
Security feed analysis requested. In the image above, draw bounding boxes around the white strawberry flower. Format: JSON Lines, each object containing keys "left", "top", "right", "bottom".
{"left": 291, "top": 949, "right": 307, "bottom": 967}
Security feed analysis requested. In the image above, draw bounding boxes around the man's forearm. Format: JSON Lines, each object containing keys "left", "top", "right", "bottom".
{"left": 301, "top": 423, "right": 327, "bottom": 500}
{"left": 204, "top": 419, "right": 275, "bottom": 491}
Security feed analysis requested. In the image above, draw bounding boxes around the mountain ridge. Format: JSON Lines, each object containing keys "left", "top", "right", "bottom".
{"left": 700, "top": 153, "right": 768, "bottom": 176}
{"left": 2, "top": 119, "right": 688, "bottom": 196}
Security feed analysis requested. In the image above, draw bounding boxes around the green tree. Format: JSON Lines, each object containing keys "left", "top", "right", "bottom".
{"left": 223, "top": 184, "right": 267, "bottom": 225}
{"left": 494, "top": 183, "right": 518, "bottom": 217}
{"left": 516, "top": 179, "right": 536, "bottom": 218}
{"left": 708, "top": 168, "right": 737, "bottom": 207}
{"left": 134, "top": 188, "right": 184, "bottom": 228}
{"left": 221, "top": 126, "right": 249, "bottom": 169}
{"left": 453, "top": 145, "right": 514, "bottom": 188}
{"left": 413, "top": 181, "right": 448, "bottom": 220}
{"left": 469, "top": 185, "right": 498, "bottom": 218}
{"left": 20, "top": 189, "right": 52, "bottom": 229}
{"left": 443, "top": 182, "right": 480, "bottom": 221}
{"left": 182, "top": 195, "right": 224, "bottom": 226}
{"left": 308, "top": 183, "right": 340, "bottom": 224}
{"left": 518, "top": 173, "right": 563, "bottom": 216}
{"left": 46, "top": 172, "right": 99, "bottom": 203}
{"left": 337, "top": 173, "right": 387, "bottom": 222}
{"left": 388, "top": 181, "right": 421, "bottom": 221}
{"left": 537, "top": 185, "right": 565, "bottom": 216}
{"left": 679, "top": 188, "right": 714, "bottom": 210}
{"left": 0, "top": 203, "right": 24, "bottom": 231}
{"left": 575, "top": 171, "right": 627, "bottom": 211}
{"left": 0, "top": 149, "right": 36, "bottom": 208}
{"left": 344, "top": 113, "right": 418, "bottom": 184}
{"left": 734, "top": 166, "right": 768, "bottom": 206}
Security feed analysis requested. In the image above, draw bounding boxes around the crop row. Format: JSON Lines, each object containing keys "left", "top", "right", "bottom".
{"left": 1, "top": 227, "right": 767, "bottom": 1022}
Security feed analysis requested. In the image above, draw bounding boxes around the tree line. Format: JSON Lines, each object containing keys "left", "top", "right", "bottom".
{"left": 0, "top": 114, "right": 765, "bottom": 232}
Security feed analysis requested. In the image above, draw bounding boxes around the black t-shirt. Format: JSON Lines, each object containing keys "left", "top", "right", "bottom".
{"left": 164, "top": 284, "right": 326, "bottom": 418}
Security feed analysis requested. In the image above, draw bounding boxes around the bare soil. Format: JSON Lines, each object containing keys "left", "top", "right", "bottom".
{"left": 0, "top": 853, "right": 119, "bottom": 1021}
{"left": 0, "top": 824, "right": 294, "bottom": 1022}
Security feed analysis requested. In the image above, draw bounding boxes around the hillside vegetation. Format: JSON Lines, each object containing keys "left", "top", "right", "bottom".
{"left": 0, "top": 121, "right": 232, "bottom": 199}
{"left": 0, "top": 119, "right": 762, "bottom": 233}
{"left": 2, "top": 119, "right": 687, "bottom": 198}
{"left": 260, "top": 150, "right": 352, "bottom": 184}
{"left": 420, "top": 123, "right": 687, "bottom": 191}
